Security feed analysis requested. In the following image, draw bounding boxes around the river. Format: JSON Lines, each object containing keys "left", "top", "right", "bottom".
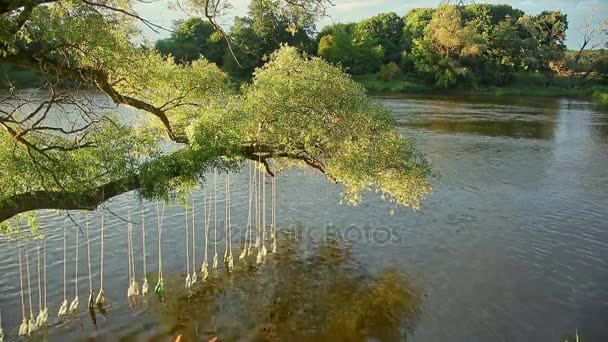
{"left": 0, "top": 94, "right": 607, "bottom": 341}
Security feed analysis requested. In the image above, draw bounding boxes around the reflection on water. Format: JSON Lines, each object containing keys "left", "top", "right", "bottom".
{"left": 150, "top": 236, "right": 420, "bottom": 342}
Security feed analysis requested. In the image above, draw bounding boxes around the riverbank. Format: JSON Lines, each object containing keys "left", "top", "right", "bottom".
{"left": 353, "top": 73, "right": 608, "bottom": 102}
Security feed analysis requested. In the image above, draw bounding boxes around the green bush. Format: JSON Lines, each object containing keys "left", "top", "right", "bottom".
{"left": 378, "top": 62, "right": 401, "bottom": 80}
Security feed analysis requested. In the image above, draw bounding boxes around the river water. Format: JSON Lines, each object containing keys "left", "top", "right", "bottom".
{"left": 0, "top": 94, "right": 607, "bottom": 341}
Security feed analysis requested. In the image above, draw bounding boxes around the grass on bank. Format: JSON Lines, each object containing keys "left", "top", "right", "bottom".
{"left": 355, "top": 71, "right": 608, "bottom": 102}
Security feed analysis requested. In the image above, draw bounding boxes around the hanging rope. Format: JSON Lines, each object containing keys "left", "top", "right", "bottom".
{"left": 154, "top": 203, "right": 165, "bottom": 301}
{"left": 127, "top": 213, "right": 139, "bottom": 297}
{"left": 261, "top": 168, "right": 267, "bottom": 259}
{"left": 213, "top": 171, "right": 219, "bottom": 270}
{"left": 25, "top": 242, "right": 36, "bottom": 334}
{"left": 272, "top": 176, "right": 277, "bottom": 254}
{"left": 35, "top": 242, "right": 44, "bottom": 328}
{"left": 69, "top": 224, "right": 79, "bottom": 314}
{"left": 58, "top": 226, "right": 68, "bottom": 317}
{"left": 86, "top": 215, "right": 95, "bottom": 310}
{"left": 191, "top": 197, "right": 197, "bottom": 285}
{"left": 141, "top": 208, "right": 148, "bottom": 296}
{"left": 0, "top": 308, "right": 4, "bottom": 342}
{"left": 96, "top": 214, "right": 105, "bottom": 306}
{"left": 201, "top": 189, "right": 210, "bottom": 281}
{"left": 225, "top": 173, "right": 234, "bottom": 271}
{"left": 255, "top": 159, "right": 263, "bottom": 265}
{"left": 18, "top": 246, "right": 28, "bottom": 336}
{"left": 240, "top": 162, "right": 254, "bottom": 260}
{"left": 185, "top": 203, "right": 191, "bottom": 289}
{"left": 41, "top": 239, "right": 48, "bottom": 324}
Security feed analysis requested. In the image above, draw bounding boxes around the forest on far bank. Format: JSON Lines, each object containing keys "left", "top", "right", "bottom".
{"left": 3, "top": 1, "right": 607, "bottom": 96}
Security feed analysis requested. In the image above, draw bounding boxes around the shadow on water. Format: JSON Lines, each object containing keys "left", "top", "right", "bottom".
{"left": 122, "top": 234, "right": 422, "bottom": 342}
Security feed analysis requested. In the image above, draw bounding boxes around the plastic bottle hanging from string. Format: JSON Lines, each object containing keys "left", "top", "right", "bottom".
{"left": 86, "top": 215, "right": 95, "bottom": 310}
{"left": 184, "top": 203, "right": 191, "bottom": 290}
{"left": 191, "top": 197, "right": 197, "bottom": 286}
{"left": 25, "top": 242, "right": 36, "bottom": 334}
{"left": 141, "top": 208, "right": 149, "bottom": 296}
{"left": 96, "top": 214, "right": 105, "bottom": 306}
{"left": 201, "top": 189, "right": 210, "bottom": 281}
{"left": 68, "top": 224, "right": 79, "bottom": 314}
{"left": 240, "top": 161, "right": 254, "bottom": 261}
{"left": 261, "top": 168, "right": 268, "bottom": 260}
{"left": 224, "top": 173, "right": 234, "bottom": 271}
{"left": 254, "top": 162, "right": 261, "bottom": 264}
{"left": 35, "top": 240, "right": 47, "bottom": 328}
{"left": 212, "top": 171, "right": 219, "bottom": 270}
{"left": 154, "top": 204, "right": 165, "bottom": 301}
{"left": 41, "top": 240, "right": 48, "bottom": 325}
{"left": 18, "top": 246, "right": 28, "bottom": 336}
{"left": 0, "top": 309, "right": 4, "bottom": 342}
{"left": 127, "top": 213, "right": 140, "bottom": 298}
{"left": 271, "top": 176, "right": 278, "bottom": 254}
{"left": 58, "top": 226, "right": 68, "bottom": 317}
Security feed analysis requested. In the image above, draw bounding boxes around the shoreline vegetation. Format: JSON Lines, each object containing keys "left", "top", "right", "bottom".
{"left": 353, "top": 72, "right": 608, "bottom": 101}
{"left": 2, "top": 2, "right": 607, "bottom": 103}
{"left": 4, "top": 63, "right": 606, "bottom": 102}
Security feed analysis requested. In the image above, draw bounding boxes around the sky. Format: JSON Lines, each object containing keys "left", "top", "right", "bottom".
{"left": 135, "top": 0, "right": 608, "bottom": 49}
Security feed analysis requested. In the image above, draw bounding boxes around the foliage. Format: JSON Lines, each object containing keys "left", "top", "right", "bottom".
{"left": 355, "top": 12, "right": 404, "bottom": 64}
{"left": 233, "top": 47, "right": 432, "bottom": 208}
{"left": 315, "top": 3, "right": 576, "bottom": 90}
{"left": 0, "top": 0, "right": 432, "bottom": 226}
{"left": 155, "top": 18, "right": 227, "bottom": 65}
{"left": 317, "top": 24, "right": 384, "bottom": 74}
{"left": 378, "top": 62, "right": 401, "bottom": 81}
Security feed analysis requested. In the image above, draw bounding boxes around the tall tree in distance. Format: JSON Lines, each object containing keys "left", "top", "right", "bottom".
{"left": 518, "top": 11, "right": 569, "bottom": 86}
{"left": 155, "top": 18, "right": 227, "bottom": 65}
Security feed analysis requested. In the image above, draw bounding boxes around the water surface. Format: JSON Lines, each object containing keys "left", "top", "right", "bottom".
{"left": 0, "top": 93, "right": 607, "bottom": 341}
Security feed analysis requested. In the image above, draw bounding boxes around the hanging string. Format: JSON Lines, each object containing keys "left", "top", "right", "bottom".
{"left": 42, "top": 239, "right": 48, "bottom": 324}
{"left": 86, "top": 215, "right": 95, "bottom": 310}
{"left": 261, "top": 168, "right": 267, "bottom": 259}
{"left": 25, "top": 242, "right": 36, "bottom": 334}
{"left": 58, "top": 226, "right": 68, "bottom": 317}
{"left": 18, "top": 246, "right": 28, "bottom": 336}
{"left": 154, "top": 203, "right": 165, "bottom": 300}
{"left": 69, "top": 224, "right": 79, "bottom": 313}
{"left": 255, "top": 159, "right": 263, "bottom": 264}
{"left": 96, "top": 214, "right": 105, "bottom": 306}
{"left": 201, "top": 189, "right": 210, "bottom": 281}
{"left": 272, "top": 176, "right": 277, "bottom": 254}
{"left": 225, "top": 173, "right": 233, "bottom": 271}
{"left": 240, "top": 162, "right": 254, "bottom": 260}
{"left": 0, "top": 309, "right": 4, "bottom": 342}
{"left": 35, "top": 242, "right": 42, "bottom": 327}
{"left": 191, "top": 196, "right": 197, "bottom": 285}
{"left": 184, "top": 203, "right": 191, "bottom": 289}
{"left": 141, "top": 208, "right": 148, "bottom": 295}
{"left": 127, "top": 214, "right": 132, "bottom": 295}
{"left": 127, "top": 213, "right": 139, "bottom": 297}
{"left": 213, "top": 171, "right": 218, "bottom": 270}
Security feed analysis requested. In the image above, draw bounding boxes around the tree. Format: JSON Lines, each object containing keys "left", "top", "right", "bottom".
{"left": 411, "top": 5, "right": 483, "bottom": 88}
{"left": 401, "top": 8, "right": 435, "bottom": 53}
{"left": 155, "top": 18, "right": 227, "bottom": 65}
{"left": 0, "top": 1, "right": 432, "bottom": 227}
{"left": 223, "top": 0, "right": 316, "bottom": 78}
{"left": 566, "top": 10, "right": 608, "bottom": 88}
{"left": 317, "top": 24, "right": 384, "bottom": 74}
{"left": 518, "top": 11, "right": 569, "bottom": 86}
{"left": 355, "top": 12, "right": 404, "bottom": 64}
